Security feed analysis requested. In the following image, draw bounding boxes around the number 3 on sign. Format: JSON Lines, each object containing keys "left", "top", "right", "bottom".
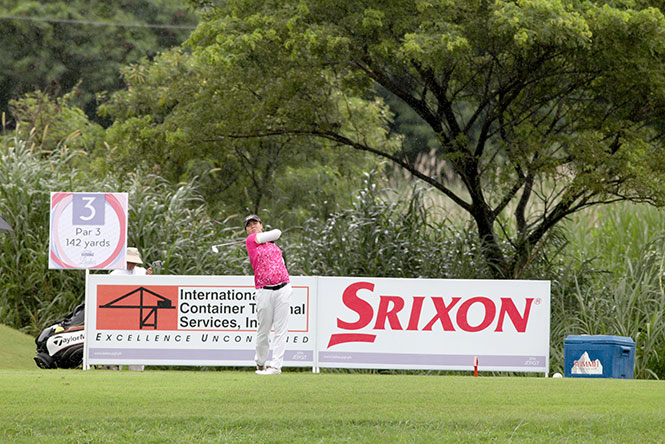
{"left": 72, "top": 194, "right": 105, "bottom": 226}
{"left": 79, "top": 197, "right": 97, "bottom": 221}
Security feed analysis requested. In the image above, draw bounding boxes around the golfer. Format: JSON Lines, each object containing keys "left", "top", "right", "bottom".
{"left": 244, "top": 214, "right": 292, "bottom": 375}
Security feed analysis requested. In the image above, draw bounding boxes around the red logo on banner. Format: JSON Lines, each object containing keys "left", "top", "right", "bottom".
{"left": 327, "top": 281, "right": 535, "bottom": 348}
{"left": 97, "top": 285, "right": 178, "bottom": 330}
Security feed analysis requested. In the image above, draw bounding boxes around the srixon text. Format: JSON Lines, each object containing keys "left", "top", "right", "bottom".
{"left": 328, "top": 281, "right": 534, "bottom": 348}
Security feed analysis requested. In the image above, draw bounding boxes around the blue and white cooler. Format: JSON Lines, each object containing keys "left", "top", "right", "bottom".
{"left": 563, "top": 335, "right": 635, "bottom": 379}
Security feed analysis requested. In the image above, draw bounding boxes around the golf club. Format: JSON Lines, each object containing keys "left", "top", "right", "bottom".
{"left": 211, "top": 240, "right": 244, "bottom": 253}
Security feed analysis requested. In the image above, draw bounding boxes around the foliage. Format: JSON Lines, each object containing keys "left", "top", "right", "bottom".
{"left": 0, "top": 0, "right": 197, "bottom": 121}
{"left": 120, "top": 172, "right": 248, "bottom": 277}
{"left": 99, "top": 48, "right": 377, "bottom": 226}
{"left": 184, "top": 0, "right": 665, "bottom": 277}
{"left": 289, "top": 170, "right": 567, "bottom": 282}
{"left": 288, "top": 171, "right": 497, "bottom": 279}
{"left": 0, "top": 132, "right": 88, "bottom": 333}
{"left": 0, "top": 129, "right": 238, "bottom": 335}
{"left": 8, "top": 89, "right": 104, "bottom": 155}
{"left": 550, "top": 203, "right": 665, "bottom": 379}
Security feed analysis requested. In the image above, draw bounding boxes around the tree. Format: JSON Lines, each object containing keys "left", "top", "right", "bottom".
{"left": 8, "top": 89, "right": 104, "bottom": 154}
{"left": 99, "top": 48, "right": 377, "bottom": 224}
{"left": 0, "top": 0, "right": 197, "bottom": 122}
{"left": 183, "top": 0, "right": 665, "bottom": 277}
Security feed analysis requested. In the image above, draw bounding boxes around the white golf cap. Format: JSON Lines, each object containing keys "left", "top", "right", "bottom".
{"left": 126, "top": 247, "right": 143, "bottom": 264}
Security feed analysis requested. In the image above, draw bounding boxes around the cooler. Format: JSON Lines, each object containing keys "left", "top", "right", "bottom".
{"left": 563, "top": 335, "right": 635, "bottom": 379}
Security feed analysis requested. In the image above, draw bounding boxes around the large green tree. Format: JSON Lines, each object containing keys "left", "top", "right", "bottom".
{"left": 182, "top": 0, "right": 665, "bottom": 277}
{"left": 99, "top": 48, "right": 377, "bottom": 224}
{"left": 0, "top": 0, "right": 197, "bottom": 121}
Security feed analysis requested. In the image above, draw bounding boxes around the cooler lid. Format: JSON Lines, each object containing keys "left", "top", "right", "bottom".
{"left": 564, "top": 334, "right": 635, "bottom": 346}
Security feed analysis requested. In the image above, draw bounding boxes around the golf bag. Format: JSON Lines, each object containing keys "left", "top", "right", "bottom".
{"left": 34, "top": 303, "right": 85, "bottom": 369}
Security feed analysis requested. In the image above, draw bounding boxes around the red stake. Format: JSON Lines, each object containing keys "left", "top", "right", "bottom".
{"left": 474, "top": 356, "right": 479, "bottom": 377}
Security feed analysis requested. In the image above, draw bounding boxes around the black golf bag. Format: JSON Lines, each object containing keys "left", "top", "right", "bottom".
{"left": 34, "top": 303, "right": 85, "bottom": 369}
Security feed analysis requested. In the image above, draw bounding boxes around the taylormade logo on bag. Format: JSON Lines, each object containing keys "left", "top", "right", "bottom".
{"left": 52, "top": 333, "right": 85, "bottom": 347}
{"left": 47, "top": 331, "right": 85, "bottom": 355}
{"left": 327, "top": 281, "right": 535, "bottom": 348}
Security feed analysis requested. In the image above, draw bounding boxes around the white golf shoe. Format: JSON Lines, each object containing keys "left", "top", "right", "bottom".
{"left": 256, "top": 366, "right": 281, "bottom": 375}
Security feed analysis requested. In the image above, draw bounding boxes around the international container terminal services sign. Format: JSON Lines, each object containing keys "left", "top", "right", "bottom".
{"left": 49, "top": 192, "right": 128, "bottom": 270}
{"left": 85, "top": 275, "right": 316, "bottom": 368}
{"left": 85, "top": 275, "right": 551, "bottom": 374}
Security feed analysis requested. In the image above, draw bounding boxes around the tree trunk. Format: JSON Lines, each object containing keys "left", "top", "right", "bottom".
{"left": 470, "top": 204, "right": 508, "bottom": 278}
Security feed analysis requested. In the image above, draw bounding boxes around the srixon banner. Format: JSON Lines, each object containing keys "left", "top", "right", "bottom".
{"left": 317, "top": 278, "right": 550, "bottom": 373}
{"left": 85, "top": 276, "right": 550, "bottom": 374}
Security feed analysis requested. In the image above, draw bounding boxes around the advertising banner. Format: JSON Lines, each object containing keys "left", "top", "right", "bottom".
{"left": 316, "top": 278, "right": 550, "bottom": 372}
{"left": 49, "top": 192, "right": 128, "bottom": 269}
{"left": 85, "top": 275, "right": 550, "bottom": 373}
{"left": 85, "top": 275, "right": 316, "bottom": 367}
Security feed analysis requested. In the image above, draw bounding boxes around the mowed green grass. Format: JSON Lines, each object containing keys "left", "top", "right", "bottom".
{"left": 0, "top": 368, "right": 664, "bottom": 444}
{"left": 1, "top": 325, "right": 664, "bottom": 443}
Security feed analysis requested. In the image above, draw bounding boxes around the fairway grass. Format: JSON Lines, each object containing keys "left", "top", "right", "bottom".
{"left": 1, "top": 370, "right": 664, "bottom": 443}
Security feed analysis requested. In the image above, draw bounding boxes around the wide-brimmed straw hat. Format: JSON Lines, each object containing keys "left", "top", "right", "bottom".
{"left": 126, "top": 247, "right": 143, "bottom": 264}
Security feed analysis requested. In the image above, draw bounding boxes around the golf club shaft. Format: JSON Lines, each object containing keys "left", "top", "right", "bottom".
{"left": 211, "top": 240, "right": 245, "bottom": 252}
{"left": 213, "top": 240, "right": 244, "bottom": 248}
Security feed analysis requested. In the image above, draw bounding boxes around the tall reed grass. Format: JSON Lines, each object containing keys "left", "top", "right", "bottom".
{"left": 0, "top": 133, "right": 86, "bottom": 333}
{"left": 0, "top": 132, "right": 243, "bottom": 334}
{"left": 553, "top": 204, "right": 665, "bottom": 379}
{"left": 288, "top": 171, "right": 497, "bottom": 279}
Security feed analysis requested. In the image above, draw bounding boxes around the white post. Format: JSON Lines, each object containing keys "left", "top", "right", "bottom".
{"left": 82, "top": 268, "right": 90, "bottom": 370}
{"left": 312, "top": 276, "right": 320, "bottom": 374}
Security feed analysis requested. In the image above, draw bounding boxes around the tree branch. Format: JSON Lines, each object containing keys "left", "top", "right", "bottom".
{"left": 204, "top": 129, "right": 473, "bottom": 212}
{"left": 413, "top": 63, "right": 461, "bottom": 137}
{"left": 352, "top": 61, "right": 448, "bottom": 143}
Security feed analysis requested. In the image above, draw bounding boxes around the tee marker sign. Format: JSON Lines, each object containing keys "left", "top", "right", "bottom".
{"left": 49, "top": 192, "right": 128, "bottom": 270}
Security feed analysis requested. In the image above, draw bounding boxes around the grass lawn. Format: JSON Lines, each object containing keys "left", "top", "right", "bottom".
{"left": 1, "top": 368, "right": 664, "bottom": 443}
{"left": 0, "top": 324, "right": 39, "bottom": 370}
{"left": 1, "top": 324, "right": 663, "bottom": 443}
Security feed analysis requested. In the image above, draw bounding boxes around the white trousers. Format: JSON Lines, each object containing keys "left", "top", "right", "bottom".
{"left": 255, "top": 283, "right": 292, "bottom": 370}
